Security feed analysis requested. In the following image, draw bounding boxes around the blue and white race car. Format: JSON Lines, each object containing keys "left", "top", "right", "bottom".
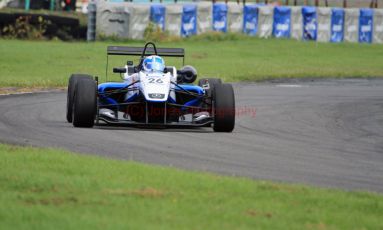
{"left": 66, "top": 42, "right": 235, "bottom": 132}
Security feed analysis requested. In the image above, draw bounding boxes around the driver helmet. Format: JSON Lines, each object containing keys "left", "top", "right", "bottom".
{"left": 142, "top": 55, "right": 165, "bottom": 72}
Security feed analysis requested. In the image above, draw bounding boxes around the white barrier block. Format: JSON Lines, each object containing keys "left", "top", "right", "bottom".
{"left": 127, "top": 4, "right": 150, "bottom": 40}
{"left": 197, "top": 2, "right": 212, "bottom": 34}
{"left": 317, "top": 7, "right": 331, "bottom": 42}
{"left": 227, "top": 2, "right": 243, "bottom": 33}
{"left": 96, "top": 2, "right": 130, "bottom": 38}
{"left": 258, "top": 6, "right": 274, "bottom": 38}
{"left": 344, "top": 8, "right": 359, "bottom": 43}
{"left": 374, "top": 9, "right": 383, "bottom": 43}
{"left": 165, "top": 4, "right": 182, "bottom": 36}
{"left": 291, "top": 6, "right": 302, "bottom": 40}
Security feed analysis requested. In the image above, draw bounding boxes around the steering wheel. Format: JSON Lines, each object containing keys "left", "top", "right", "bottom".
{"left": 138, "top": 42, "right": 158, "bottom": 71}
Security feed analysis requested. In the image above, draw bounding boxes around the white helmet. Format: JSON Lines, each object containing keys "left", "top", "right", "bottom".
{"left": 142, "top": 55, "right": 165, "bottom": 72}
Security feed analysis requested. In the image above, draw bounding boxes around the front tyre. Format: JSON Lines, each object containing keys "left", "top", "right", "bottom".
{"left": 66, "top": 74, "right": 93, "bottom": 123}
{"left": 72, "top": 78, "right": 97, "bottom": 128}
{"left": 213, "top": 83, "right": 235, "bottom": 132}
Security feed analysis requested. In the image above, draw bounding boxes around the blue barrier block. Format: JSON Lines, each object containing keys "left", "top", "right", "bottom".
{"left": 273, "top": 6, "right": 291, "bottom": 38}
{"left": 243, "top": 4, "right": 258, "bottom": 35}
{"left": 182, "top": 4, "right": 197, "bottom": 37}
{"left": 331, "top": 8, "right": 344, "bottom": 43}
{"left": 359, "top": 8, "right": 373, "bottom": 43}
{"left": 213, "top": 3, "right": 228, "bottom": 32}
{"left": 302, "top": 6, "right": 317, "bottom": 40}
{"left": 150, "top": 4, "right": 166, "bottom": 31}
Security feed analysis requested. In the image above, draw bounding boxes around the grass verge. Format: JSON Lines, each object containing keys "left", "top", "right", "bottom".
{"left": 0, "top": 38, "right": 382, "bottom": 87}
{"left": 0, "top": 143, "right": 382, "bottom": 229}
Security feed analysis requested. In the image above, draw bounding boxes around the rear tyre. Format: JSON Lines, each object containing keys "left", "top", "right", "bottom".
{"left": 213, "top": 83, "right": 235, "bottom": 132}
{"left": 72, "top": 78, "right": 97, "bottom": 128}
{"left": 66, "top": 74, "right": 93, "bottom": 123}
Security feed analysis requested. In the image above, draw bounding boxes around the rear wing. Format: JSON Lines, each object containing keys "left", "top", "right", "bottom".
{"left": 105, "top": 46, "right": 185, "bottom": 81}
{"left": 107, "top": 46, "right": 185, "bottom": 58}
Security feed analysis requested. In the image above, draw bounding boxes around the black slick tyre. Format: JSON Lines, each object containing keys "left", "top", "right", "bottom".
{"left": 72, "top": 78, "right": 97, "bottom": 128}
{"left": 213, "top": 83, "right": 235, "bottom": 132}
{"left": 66, "top": 74, "right": 93, "bottom": 123}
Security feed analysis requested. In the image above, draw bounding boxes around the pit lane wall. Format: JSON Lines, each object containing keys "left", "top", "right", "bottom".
{"left": 96, "top": 1, "right": 383, "bottom": 44}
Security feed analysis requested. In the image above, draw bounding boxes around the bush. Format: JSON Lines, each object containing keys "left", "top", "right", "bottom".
{"left": 143, "top": 22, "right": 180, "bottom": 42}
{"left": 2, "top": 16, "right": 50, "bottom": 40}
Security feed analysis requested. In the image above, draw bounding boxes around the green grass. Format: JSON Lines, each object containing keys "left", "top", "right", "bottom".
{"left": 0, "top": 38, "right": 383, "bottom": 87}
{"left": 0, "top": 143, "right": 382, "bottom": 229}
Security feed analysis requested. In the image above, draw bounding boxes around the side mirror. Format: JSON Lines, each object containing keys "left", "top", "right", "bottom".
{"left": 113, "top": 67, "right": 126, "bottom": 73}
{"left": 177, "top": 65, "right": 197, "bottom": 83}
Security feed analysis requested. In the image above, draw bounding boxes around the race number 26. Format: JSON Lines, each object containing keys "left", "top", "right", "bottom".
{"left": 148, "top": 78, "right": 163, "bottom": 84}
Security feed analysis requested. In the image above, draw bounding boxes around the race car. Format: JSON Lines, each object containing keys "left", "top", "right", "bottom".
{"left": 66, "top": 42, "right": 235, "bottom": 132}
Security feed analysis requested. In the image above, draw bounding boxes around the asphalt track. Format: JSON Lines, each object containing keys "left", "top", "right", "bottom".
{"left": 0, "top": 79, "right": 382, "bottom": 193}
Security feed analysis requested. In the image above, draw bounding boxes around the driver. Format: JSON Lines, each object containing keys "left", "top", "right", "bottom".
{"left": 124, "top": 55, "right": 166, "bottom": 102}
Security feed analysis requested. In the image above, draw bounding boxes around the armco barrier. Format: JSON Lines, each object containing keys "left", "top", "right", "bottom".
{"left": 95, "top": 2, "right": 383, "bottom": 44}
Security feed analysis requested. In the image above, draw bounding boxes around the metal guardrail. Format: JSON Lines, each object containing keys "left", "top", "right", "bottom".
{"left": 120, "top": 0, "right": 380, "bottom": 8}
{"left": 21, "top": 0, "right": 382, "bottom": 11}
{"left": 211, "top": 0, "right": 380, "bottom": 8}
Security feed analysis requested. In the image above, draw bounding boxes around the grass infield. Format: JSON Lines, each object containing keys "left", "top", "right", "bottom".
{"left": 0, "top": 38, "right": 382, "bottom": 87}
{"left": 0, "top": 143, "right": 382, "bottom": 229}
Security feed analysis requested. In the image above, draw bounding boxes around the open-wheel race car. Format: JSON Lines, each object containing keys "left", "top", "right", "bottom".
{"left": 66, "top": 42, "right": 235, "bottom": 132}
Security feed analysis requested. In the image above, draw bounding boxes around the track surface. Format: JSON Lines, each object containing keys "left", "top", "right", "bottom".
{"left": 1, "top": 79, "right": 382, "bottom": 192}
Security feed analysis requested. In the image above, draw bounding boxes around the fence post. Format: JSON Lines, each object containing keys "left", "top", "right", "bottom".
{"left": 325, "top": 0, "right": 328, "bottom": 7}
{"left": 87, "top": 1, "right": 97, "bottom": 42}
{"left": 25, "top": 0, "right": 30, "bottom": 10}
{"left": 50, "top": 0, "right": 55, "bottom": 11}
{"left": 294, "top": 0, "right": 297, "bottom": 6}
{"left": 315, "top": 0, "right": 318, "bottom": 6}
{"left": 343, "top": 0, "right": 347, "bottom": 8}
